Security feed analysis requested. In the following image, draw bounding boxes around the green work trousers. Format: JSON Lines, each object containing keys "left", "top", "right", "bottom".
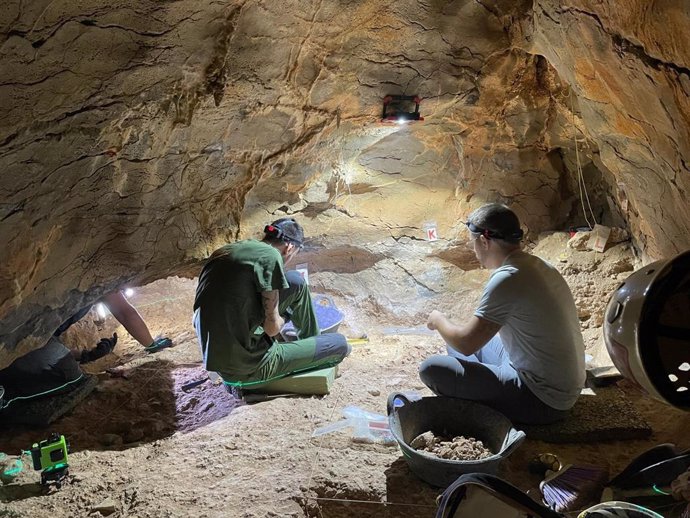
{"left": 221, "top": 271, "right": 350, "bottom": 387}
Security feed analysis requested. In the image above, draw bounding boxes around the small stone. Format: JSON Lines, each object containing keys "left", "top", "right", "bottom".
{"left": 93, "top": 498, "right": 117, "bottom": 515}
{"left": 567, "top": 232, "right": 590, "bottom": 251}
{"left": 608, "top": 227, "right": 630, "bottom": 245}
{"left": 368, "top": 389, "right": 380, "bottom": 396}
{"left": 410, "top": 431, "right": 435, "bottom": 449}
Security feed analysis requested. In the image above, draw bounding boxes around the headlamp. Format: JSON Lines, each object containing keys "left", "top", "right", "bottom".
{"left": 264, "top": 222, "right": 303, "bottom": 248}
{"left": 465, "top": 221, "right": 524, "bottom": 241}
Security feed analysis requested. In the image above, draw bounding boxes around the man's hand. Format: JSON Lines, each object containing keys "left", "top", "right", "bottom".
{"left": 79, "top": 333, "right": 118, "bottom": 363}
{"left": 263, "top": 315, "right": 285, "bottom": 337}
{"left": 427, "top": 311, "right": 502, "bottom": 357}
{"left": 427, "top": 310, "right": 446, "bottom": 331}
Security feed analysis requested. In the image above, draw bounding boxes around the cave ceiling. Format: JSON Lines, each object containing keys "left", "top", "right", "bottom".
{"left": 1, "top": 0, "right": 689, "bottom": 366}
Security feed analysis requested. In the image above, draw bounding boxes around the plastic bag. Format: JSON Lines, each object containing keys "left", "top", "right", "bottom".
{"left": 578, "top": 501, "right": 664, "bottom": 517}
{"left": 0, "top": 452, "right": 25, "bottom": 484}
{"left": 312, "top": 405, "right": 396, "bottom": 445}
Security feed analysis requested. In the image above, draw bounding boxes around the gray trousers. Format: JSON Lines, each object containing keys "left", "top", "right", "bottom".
{"left": 419, "top": 335, "right": 569, "bottom": 425}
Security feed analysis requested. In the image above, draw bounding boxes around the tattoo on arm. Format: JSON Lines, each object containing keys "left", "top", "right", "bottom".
{"left": 261, "top": 290, "right": 279, "bottom": 318}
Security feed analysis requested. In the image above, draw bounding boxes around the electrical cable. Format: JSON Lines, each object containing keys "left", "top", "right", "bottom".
{"left": 569, "top": 90, "right": 598, "bottom": 229}
{"left": 307, "top": 496, "right": 437, "bottom": 509}
{"left": 652, "top": 484, "right": 672, "bottom": 496}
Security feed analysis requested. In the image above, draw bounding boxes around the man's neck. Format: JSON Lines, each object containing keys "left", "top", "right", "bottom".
{"left": 487, "top": 246, "right": 521, "bottom": 269}
{"left": 263, "top": 239, "right": 288, "bottom": 258}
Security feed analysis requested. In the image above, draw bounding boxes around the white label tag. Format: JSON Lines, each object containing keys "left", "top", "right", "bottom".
{"left": 423, "top": 221, "right": 438, "bottom": 241}
{"left": 587, "top": 224, "right": 611, "bottom": 253}
{"left": 617, "top": 182, "right": 629, "bottom": 212}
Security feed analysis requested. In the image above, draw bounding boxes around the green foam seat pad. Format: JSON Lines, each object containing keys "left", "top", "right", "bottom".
{"left": 244, "top": 366, "right": 338, "bottom": 396}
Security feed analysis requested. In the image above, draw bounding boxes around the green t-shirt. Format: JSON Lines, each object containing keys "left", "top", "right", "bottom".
{"left": 193, "top": 240, "right": 288, "bottom": 376}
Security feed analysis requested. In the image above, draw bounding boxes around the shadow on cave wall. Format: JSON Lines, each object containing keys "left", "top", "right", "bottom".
{"left": 549, "top": 147, "right": 629, "bottom": 234}
{"left": 298, "top": 244, "right": 387, "bottom": 274}
{"left": 433, "top": 245, "right": 480, "bottom": 270}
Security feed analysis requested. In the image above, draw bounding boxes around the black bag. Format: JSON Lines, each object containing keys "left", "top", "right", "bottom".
{"left": 0, "top": 337, "right": 83, "bottom": 401}
{"left": 436, "top": 473, "right": 564, "bottom": 518}
{"left": 0, "top": 337, "right": 95, "bottom": 426}
{"left": 608, "top": 443, "right": 690, "bottom": 489}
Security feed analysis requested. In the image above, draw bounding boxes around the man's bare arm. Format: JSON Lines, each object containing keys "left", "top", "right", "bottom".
{"left": 102, "top": 291, "right": 153, "bottom": 347}
{"left": 427, "top": 311, "right": 500, "bottom": 356}
{"left": 261, "top": 290, "right": 284, "bottom": 337}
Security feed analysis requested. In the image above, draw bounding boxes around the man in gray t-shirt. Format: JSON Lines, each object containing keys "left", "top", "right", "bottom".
{"left": 420, "top": 203, "right": 585, "bottom": 424}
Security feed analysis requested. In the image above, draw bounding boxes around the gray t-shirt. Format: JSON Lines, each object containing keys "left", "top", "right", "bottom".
{"left": 474, "top": 251, "right": 585, "bottom": 410}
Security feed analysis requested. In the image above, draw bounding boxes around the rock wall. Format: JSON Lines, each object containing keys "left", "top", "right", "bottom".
{"left": 519, "top": 0, "right": 690, "bottom": 258}
{"left": 1, "top": 0, "right": 688, "bottom": 367}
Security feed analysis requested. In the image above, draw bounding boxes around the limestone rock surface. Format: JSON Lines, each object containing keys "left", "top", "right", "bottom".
{"left": 1, "top": 0, "right": 689, "bottom": 366}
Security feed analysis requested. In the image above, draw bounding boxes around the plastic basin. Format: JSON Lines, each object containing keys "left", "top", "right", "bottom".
{"left": 387, "top": 393, "right": 526, "bottom": 488}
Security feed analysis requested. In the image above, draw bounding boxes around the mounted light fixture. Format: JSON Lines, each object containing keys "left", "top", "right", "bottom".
{"left": 381, "top": 95, "right": 424, "bottom": 124}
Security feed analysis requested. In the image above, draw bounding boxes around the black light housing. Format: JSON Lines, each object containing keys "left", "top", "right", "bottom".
{"left": 381, "top": 95, "right": 423, "bottom": 123}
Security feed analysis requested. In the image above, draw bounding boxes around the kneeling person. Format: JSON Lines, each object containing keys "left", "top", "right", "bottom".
{"left": 193, "top": 218, "right": 351, "bottom": 387}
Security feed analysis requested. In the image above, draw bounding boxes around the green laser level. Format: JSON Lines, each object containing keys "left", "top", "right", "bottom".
{"left": 30, "top": 432, "right": 69, "bottom": 487}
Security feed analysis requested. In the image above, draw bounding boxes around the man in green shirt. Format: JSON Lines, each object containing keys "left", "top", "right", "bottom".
{"left": 193, "top": 218, "right": 350, "bottom": 387}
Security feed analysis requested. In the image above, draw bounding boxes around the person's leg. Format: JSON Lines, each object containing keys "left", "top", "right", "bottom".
{"left": 244, "top": 333, "right": 351, "bottom": 383}
{"left": 102, "top": 291, "right": 171, "bottom": 351}
{"left": 420, "top": 354, "right": 513, "bottom": 403}
{"left": 445, "top": 344, "right": 479, "bottom": 362}
{"left": 419, "top": 354, "right": 568, "bottom": 424}
{"left": 193, "top": 307, "right": 207, "bottom": 367}
{"left": 278, "top": 271, "right": 319, "bottom": 338}
{"left": 445, "top": 333, "right": 506, "bottom": 364}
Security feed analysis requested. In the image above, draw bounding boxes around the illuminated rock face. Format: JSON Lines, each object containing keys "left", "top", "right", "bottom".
{"left": 1, "top": 0, "right": 688, "bottom": 366}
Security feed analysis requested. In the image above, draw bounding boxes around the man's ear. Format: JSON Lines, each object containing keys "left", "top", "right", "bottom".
{"left": 285, "top": 242, "right": 297, "bottom": 258}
